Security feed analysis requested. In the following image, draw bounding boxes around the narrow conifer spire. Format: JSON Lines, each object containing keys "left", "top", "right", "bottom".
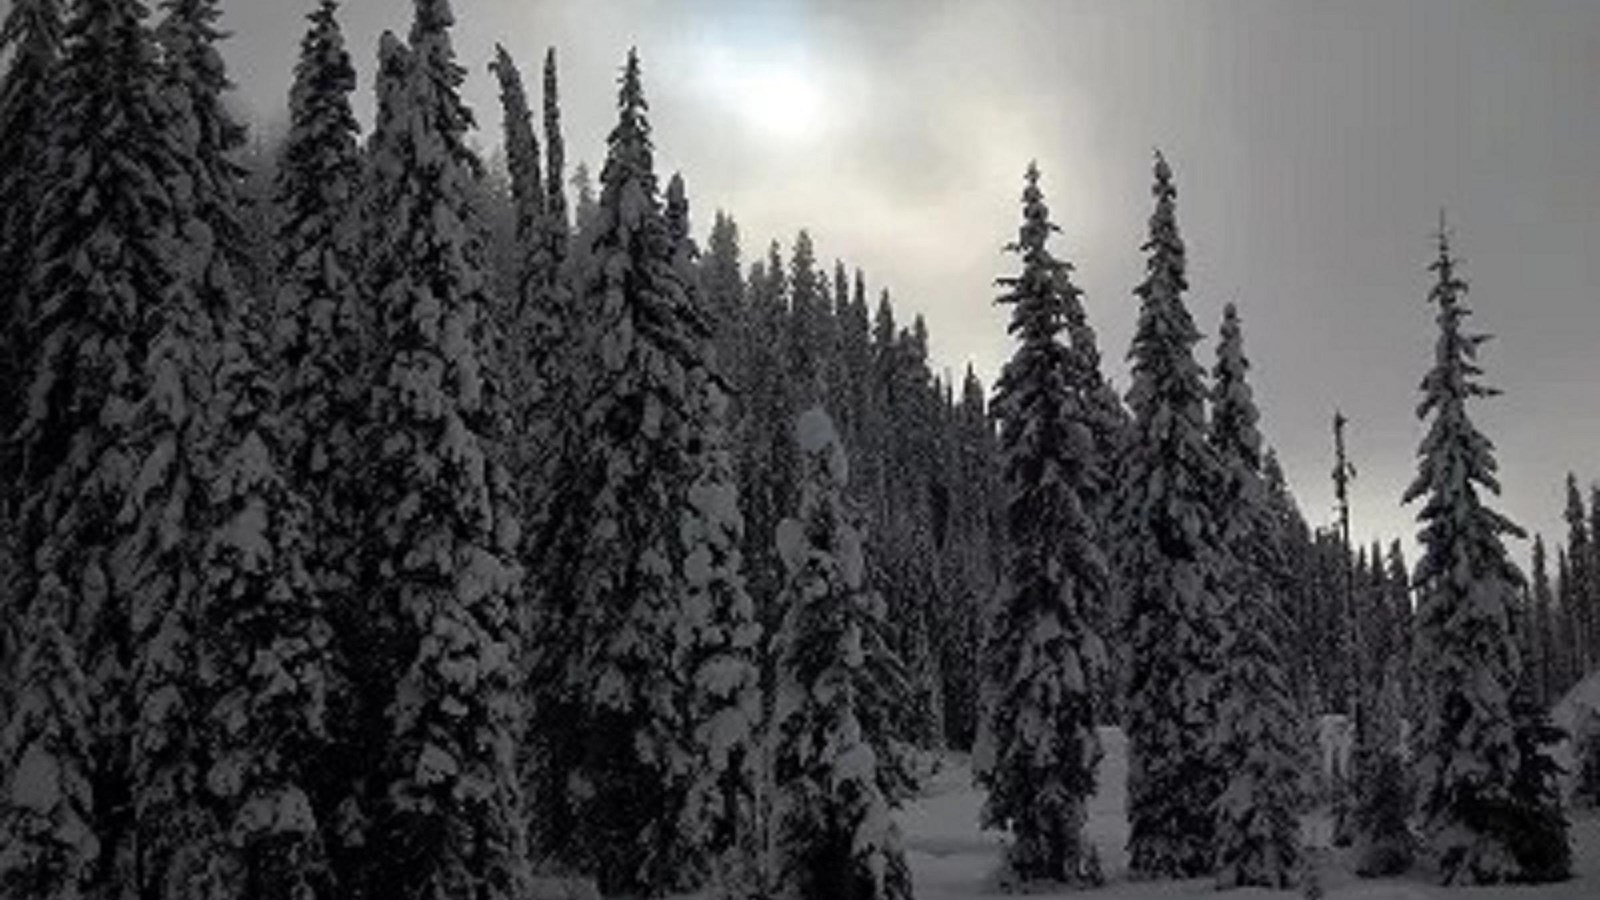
{"left": 1405, "top": 217, "right": 1568, "bottom": 885}
{"left": 978, "top": 161, "right": 1109, "bottom": 888}
{"left": 1207, "top": 302, "right": 1305, "bottom": 889}
{"left": 771, "top": 406, "right": 915, "bottom": 900}
{"left": 358, "top": 3, "right": 527, "bottom": 898}
{"left": 1118, "top": 150, "right": 1230, "bottom": 879}
{"left": 490, "top": 44, "right": 542, "bottom": 259}
{"left": 0, "top": 0, "right": 63, "bottom": 489}
{"left": 542, "top": 46, "right": 569, "bottom": 247}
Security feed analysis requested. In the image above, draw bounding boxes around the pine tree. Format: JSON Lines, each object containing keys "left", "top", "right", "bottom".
{"left": 1384, "top": 540, "right": 1416, "bottom": 720}
{"left": 199, "top": 267, "right": 333, "bottom": 900}
{"left": 1118, "top": 152, "right": 1229, "bottom": 879}
{"left": 552, "top": 51, "right": 721, "bottom": 895}
{"left": 1563, "top": 476, "right": 1593, "bottom": 673}
{"left": 0, "top": 0, "right": 63, "bottom": 754}
{"left": 663, "top": 175, "right": 764, "bottom": 893}
{"left": 13, "top": 1, "right": 197, "bottom": 893}
{"left": 1207, "top": 303, "right": 1304, "bottom": 888}
{"left": 701, "top": 211, "right": 745, "bottom": 395}
{"left": 1404, "top": 220, "right": 1566, "bottom": 884}
{"left": 1530, "top": 536, "right": 1558, "bottom": 707}
{"left": 0, "top": 617, "right": 99, "bottom": 900}
{"left": 976, "top": 162, "right": 1108, "bottom": 887}
{"left": 153, "top": 2, "right": 341, "bottom": 897}
{"left": 270, "top": 8, "right": 367, "bottom": 884}
{"left": 359, "top": 3, "right": 527, "bottom": 898}
{"left": 771, "top": 405, "right": 914, "bottom": 900}
{"left": 0, "top": 0, "right": 62, "bottom": 509}
{"left": 541, "top": 48, "right": 568, "bottom": 245}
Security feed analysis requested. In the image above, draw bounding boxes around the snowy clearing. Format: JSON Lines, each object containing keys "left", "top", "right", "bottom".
{"left": 899, "top": 727, "right": 1600, "bottom": 900}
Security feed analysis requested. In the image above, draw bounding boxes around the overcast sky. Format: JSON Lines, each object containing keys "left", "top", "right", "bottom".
{"left": 130, "top": 0, "right": 1600, "bottom": 561}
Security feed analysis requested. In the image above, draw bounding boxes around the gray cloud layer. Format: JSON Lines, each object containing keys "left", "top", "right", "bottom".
{"left": 71, "top": 0, "right": 1600, "bottom": 558}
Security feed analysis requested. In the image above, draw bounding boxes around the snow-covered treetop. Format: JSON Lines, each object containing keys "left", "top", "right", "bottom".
{"left": 0, "top": 0, "right": 61, "bottom": 81}
{"left": 600, "top": 48, "right": 656, "bottom": 233}
{"left": 407, "top": 0, "right": 478, "bottom": 176}
{"left": 1403, "top": 220, "right": 1525, "bottom": 586}
{"left": 1209, "top": 303, "right": 1263, "bottom": 474}
{"left": 490, "top": 43, "right": 543, "bottom": 249}
{"left": 996, "top": 161, "right": 1076, "bottom": 345}
{"left": 159, "top": 0, "right": 248, "bottom": 186}
{"left": 1126, "top": 150, "right": 1205, "bottom": 433}
{"left": 665, "top": 172, "right": 691, "bottom": 250}
{"left": 542, "top": 47, "right": 567, "bottom": 235}
{"left": 1565, "top": 473, "right": 1589, "bottom": 544}
{"left": 279, "top": 0, "right": 357, "bottom": 233}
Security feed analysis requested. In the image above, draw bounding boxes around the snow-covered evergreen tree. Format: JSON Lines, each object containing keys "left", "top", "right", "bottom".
{"left": 0, "top": 0, "right": 62, "bottom": 510}
{"left": 664, "top": 174, "right": 765, "bottom": 892}
{"left": 1117, "top": 151, "right": 1230, "bottom": 879}
{"left": 1207, "top": 303, "right": 1304, "bottom": 889}
{"left": 549, "top": 51, "right": 720, "bottom": 895}
{"left": 270, "top": 14, "right": 367, "bottom": 880}
{"left": 1563, "top": 476, "right": 1593, "bottom": 672}
{"left": 15, "top": 0, "right": 195, "bottom": 893}
{"left": 1404, "top": 221, "right": 1567, "bottom": 884}
{"left": 198, "top": 276, "right": 333, "bottom": 900}
{"left": 976, "top": 162, "right": 1108, "bottom": 887}
{"left": 274, "top": 0, "right": 365, "bottom": 597}
{"left": 1530, "top": 536, "right": 1558, "bottom": 707}
{"left": 0, "top": 617, "right": 99, "bottom": 900}
{"left": 771, "top": 405, "right": 914, "bottom": 900}
{"left": 125, "top": 3, "right": 261, "bottom": 891}
{"left": 358, "top": 3, "right": 526, "bottom": 898}
{"left": 0, "top": 0, "right": 63, "bottom": 753}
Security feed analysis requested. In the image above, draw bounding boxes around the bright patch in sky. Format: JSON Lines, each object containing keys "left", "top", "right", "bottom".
{"left": 694, "top": 43, "right": 827, "bottom": 143}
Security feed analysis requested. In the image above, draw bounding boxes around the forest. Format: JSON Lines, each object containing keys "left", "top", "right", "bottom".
{"left": 1, "top": 2, "right": 1597, "bottom": 900}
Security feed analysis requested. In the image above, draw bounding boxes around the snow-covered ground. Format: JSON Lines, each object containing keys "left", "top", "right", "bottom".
{"left": 899, "top": 727, "right": 1600, "bottom": 900}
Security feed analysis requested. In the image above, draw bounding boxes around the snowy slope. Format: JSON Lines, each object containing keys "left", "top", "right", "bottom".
{"left": 899, "top": 727, "right": 1600, "bottom": 900}
{"left": 1553, "top": 670, "right": 1600, "bottom": 803}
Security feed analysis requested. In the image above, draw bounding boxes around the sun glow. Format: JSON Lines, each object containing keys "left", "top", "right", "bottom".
{"left": 696, "top": 43, "right": 828, "bottom": 143}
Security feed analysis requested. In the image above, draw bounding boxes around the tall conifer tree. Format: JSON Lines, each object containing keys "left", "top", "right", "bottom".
{"left": 977, "top": 163, "right": 1108, "bottom": 887}
{"left": 1117, "top": 152, "right": 1230, "bottom": 878}
{"left": 552, "top": 51, "right": 724, "bottom": 895}
{"left": 1404, "top": 221, "right": 1567, "bottom": 884}
{"left": 1207, "top": 303, "right": 1303, "bottom": 888}
{"left": 360, "top": 3, "right": 526, "bottom": 897}
{"left": 11, "top": 1, "right": 191, "bottom": 892}
{"left": 771, "top": 406, "right": 914, "bottom": 900}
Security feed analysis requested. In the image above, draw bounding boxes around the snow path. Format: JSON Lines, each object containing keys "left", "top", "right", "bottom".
{"left": 898, "top": 727, "right": 1600, "bottom": 900}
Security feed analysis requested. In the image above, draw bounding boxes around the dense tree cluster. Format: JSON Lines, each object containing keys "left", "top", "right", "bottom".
{"left": 0, "top": 1, "right": 1582, "bottom": 898}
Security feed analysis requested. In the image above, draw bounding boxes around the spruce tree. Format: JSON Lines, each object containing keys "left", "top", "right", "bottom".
{"left": 198, "top": 267, "right": 333, "bottom": 900}
{"left": 0, "top": 617, "right": 98, "bottom": 900}
{"left": 274, "top": 0, "right": 364, "bottom": 602}
{"left": 0, "top": 0, "right": 62, "bottom": 506}
{"left": 12, "top": 0, "right": 193, "bottom": 892}
{"left": 552, "top": 51, "right": 719, "bottom": 895}
{"left": 0, "top": 0, "right": 63, "bottom": 752}
{"left": 1404, "top": 221, "right": 1566, "bottom": 884}
{"left": 1530, "top": 536, "right": 1557, "bottom": 707}
{"left": 771, "top": 406, "right": 914, "bottom": 900}
{"left": 270, "top": 8, "right": 367, "bottom": 881}
{"left": 1117, "top": 152, "right": 1230, "bottom": 879}
{"left": 1564, "top": 477, "right": 1594, "bottom": 672}
{"left": 359, "top": 3, "right": 526, "bottom": 898}
{"left": 1207, "top": 303, "right": 1304, "bottom": 888}
{"left": 664, "top": 175, "right": 764, "bottom": 892}
{"left": 153, "top": 2, "right": 341, "bottom": 897}
{"left": 977, "top": 162, "right": 1108, "bottom": 887}
{"left": 136, "top": 3, "right": 243, "bottom": 882}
